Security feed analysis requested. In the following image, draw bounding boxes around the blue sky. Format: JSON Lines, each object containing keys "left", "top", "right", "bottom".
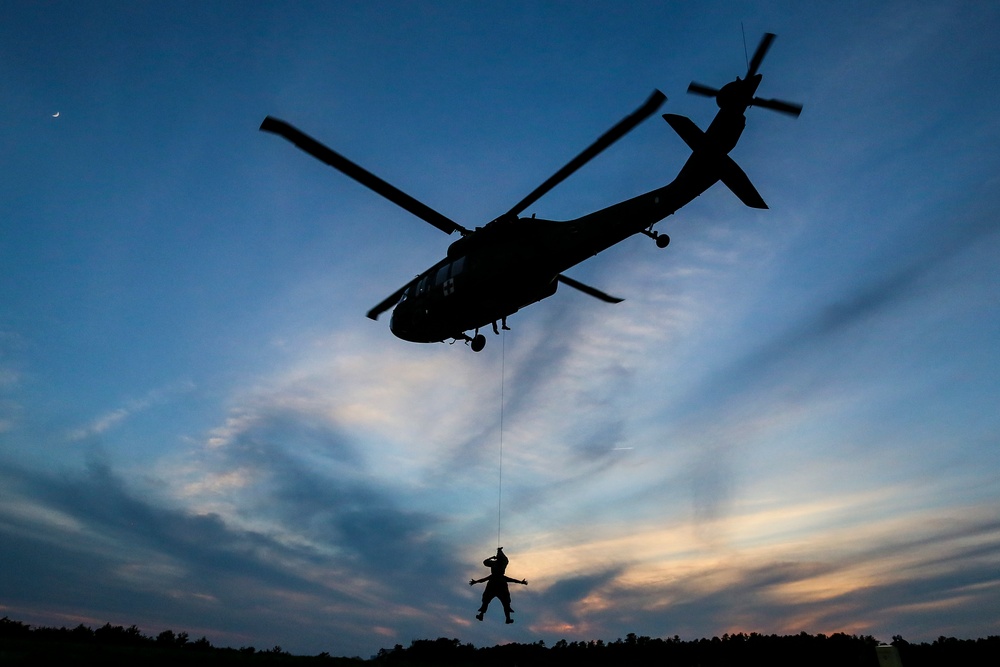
{"left": 2, "top": 0, "right": 999, "bottom": 657}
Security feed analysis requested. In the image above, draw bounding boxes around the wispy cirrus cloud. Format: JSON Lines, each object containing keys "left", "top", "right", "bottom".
{"left": 66, "top": 381, "right": 196, "bottom": 442}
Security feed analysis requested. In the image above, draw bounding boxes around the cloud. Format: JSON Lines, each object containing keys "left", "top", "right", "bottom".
{"left": 683, "top": 207, "right": 999, "bottom": 417}
{"left": 169, "top": 397, "right": 473, "bottom": 576}
{"left": 529, "top": 568, "right": 624, "bottom": 635}
{"left": 0, "top": 330, "right": 27, "bottom": 434}
{"left": 625, "top": 204, "right": 1000, "bottom": 528}
{"left": 509, "top": 500, "right": 1000, "bottom": 642}
{"left": 0, "top": 434, "right": 478, "bottom": 656}
{"left": 66, "top": 381, "right": 196, "bottom": 442}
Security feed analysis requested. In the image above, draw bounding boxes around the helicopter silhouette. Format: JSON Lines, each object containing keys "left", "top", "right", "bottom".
{"left": 261, "top": 33, "right": 801, "bottom": 352}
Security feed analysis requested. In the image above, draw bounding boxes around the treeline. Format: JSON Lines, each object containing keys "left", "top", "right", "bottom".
{"left": 373, "top": 633, "right": 1000, "bottom": 666}
{"left": 0, "top": 616, "right": 362, "bottom": 665}
{"left": 4, "top": 616, "right": 1000, "bottom": 666}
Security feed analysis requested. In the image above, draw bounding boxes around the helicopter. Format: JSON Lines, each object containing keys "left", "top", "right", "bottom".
{"left": 261, "top": 33, "right": 801, "bottom": 352}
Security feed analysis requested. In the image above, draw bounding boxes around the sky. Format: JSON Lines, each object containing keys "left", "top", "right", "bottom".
{"left": 2, "top": 0, "right": 999, "bottom": 658}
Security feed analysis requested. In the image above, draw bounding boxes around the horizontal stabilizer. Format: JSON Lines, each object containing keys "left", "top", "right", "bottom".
{"left": 662, "top": 113, "right": 767, "bottom": 209}
{"left": 557, "top": 274, "right": 624, "bottom": 303}
{"left": 717, "top": 155, "right": 768, "bottom": 209}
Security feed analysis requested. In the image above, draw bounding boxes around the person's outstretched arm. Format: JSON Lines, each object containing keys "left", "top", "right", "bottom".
{"left": 504, "top": 576, "right": 528, "bottom": 585}
{"left": 469, "top": 576, "right": 489, "bottom": 586}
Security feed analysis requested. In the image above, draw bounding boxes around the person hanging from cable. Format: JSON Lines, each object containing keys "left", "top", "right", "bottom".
{"left": 469, "top": 547, "right": 527, "bottom": 623}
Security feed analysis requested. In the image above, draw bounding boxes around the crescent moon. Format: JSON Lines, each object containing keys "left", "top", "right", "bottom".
{"left": 52, "top": 111, "right": 60, "bottom": 118}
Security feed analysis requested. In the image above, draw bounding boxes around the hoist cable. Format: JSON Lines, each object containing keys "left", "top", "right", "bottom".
{"left": 497, "top": 329, "right": 506, "bottom": 549}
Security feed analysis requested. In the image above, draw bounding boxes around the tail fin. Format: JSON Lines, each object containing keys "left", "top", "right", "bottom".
{"left": 663, "top": 113, "right": 767, "bottom": 209}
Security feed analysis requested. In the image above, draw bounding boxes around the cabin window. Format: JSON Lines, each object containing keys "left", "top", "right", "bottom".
{"left": 417, "top": 276, "right": 429, "bottom": 295}
{"left": 435, "top": 264, "right": 450, "bottom": 286}
{"left": 451, "top": 256, "right": 465, "bottom": 276}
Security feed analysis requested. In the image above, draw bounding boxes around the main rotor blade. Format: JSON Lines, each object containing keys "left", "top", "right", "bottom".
{"left": 503, "top": 90, "right": 666, "bottom": 220}
{"left": 557, "top": 274, "right": 624, "bottom": 303}
{"left": 366, "top": 282, "right": 412, "bottom": 320}
{"left": 687, "top": 82, "right": 720, "bottom": 98}
{"left": 747, "top": 32, "right": 776, "bottom": 78}
{"left": 260, "top": 116, "right": 469, "bottom": 236}
{"left": 752, "top": 97, "right": 803, "bottom": 117}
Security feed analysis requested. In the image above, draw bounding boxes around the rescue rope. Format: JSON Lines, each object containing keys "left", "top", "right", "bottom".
{"left": 497, "top": 329, "right": 506, "bottom": 549}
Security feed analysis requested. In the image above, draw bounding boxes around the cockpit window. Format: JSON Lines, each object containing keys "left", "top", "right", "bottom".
{"left": 452, "top": 256, "right": 465, "bottom": 276}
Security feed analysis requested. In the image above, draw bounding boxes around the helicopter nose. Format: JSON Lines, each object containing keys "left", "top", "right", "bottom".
{"left": 388, "top": 308, "right": 405, "bottom": 335}
{"left": 388, "top": 305, "right": 422, "bottom": 341}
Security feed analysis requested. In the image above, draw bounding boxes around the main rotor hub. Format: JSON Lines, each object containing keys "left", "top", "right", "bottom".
{"left": 715, "top": 74, "right": 762, "bottom": 111}
{"left": 716, "top": 79, "right": 744, "bottom": 110}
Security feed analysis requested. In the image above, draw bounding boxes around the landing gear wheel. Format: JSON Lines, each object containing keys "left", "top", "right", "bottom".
{"left": 471, "top": 334, "right": 486, "bottom": 352}
{"left": 656, "top": 234, "right": 671, "bottom": 248}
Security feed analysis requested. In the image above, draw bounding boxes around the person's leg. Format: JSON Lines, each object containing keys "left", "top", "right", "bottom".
{"left": 500, "top": 588, "right": 513, "bottom": 623}
{"left": 477, "top": 587, "right": 495, "bottom": 620}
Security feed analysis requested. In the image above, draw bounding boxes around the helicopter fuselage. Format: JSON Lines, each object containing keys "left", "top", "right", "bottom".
{"left": 389, "top": 108, "right": 749, "bottom": 344}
